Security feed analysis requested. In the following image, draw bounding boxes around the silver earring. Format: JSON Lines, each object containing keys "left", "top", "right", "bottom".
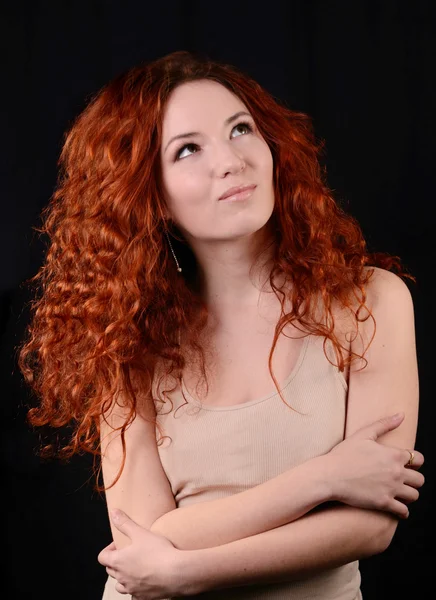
{"left": 164, "top": 229, "right": 182, "bottom": 273}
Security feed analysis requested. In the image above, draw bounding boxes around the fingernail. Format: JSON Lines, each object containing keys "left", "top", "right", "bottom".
{"left": 111, "top": 509, "right": 121, "bottom": 521}
{"left": 392, "top": 412, "right": 404, "bottom": 420}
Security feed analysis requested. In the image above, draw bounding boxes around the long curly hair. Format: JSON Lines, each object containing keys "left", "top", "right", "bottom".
{"left": 17, "top": 50, "right": 415, "bottom": 489}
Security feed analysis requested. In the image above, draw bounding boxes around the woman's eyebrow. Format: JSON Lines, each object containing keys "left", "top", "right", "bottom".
{"left": 164, "top": 110, "right": 252, "bottom": 154}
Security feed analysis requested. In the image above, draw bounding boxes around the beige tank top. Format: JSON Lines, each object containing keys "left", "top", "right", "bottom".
{"left": 102, "top": 334, "right": 362, "bottom": 599}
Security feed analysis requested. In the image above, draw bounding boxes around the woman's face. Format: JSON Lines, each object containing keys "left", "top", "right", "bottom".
{"left": 159, "top": 79, "right": 275, "bottom": 244}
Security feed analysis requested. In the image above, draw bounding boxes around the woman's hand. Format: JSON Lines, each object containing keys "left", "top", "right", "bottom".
{"left": 326, "top": 412, "right": 425, "bottom": 519}
{"left": 98, "top": 509, "right": 186, "bottom": 599}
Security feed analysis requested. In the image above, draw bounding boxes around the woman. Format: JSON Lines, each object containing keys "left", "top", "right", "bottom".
{"left": 18, "top": 50, "right": 424, "bottom": 599}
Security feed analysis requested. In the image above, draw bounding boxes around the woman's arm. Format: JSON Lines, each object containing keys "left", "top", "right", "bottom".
{"left": 151, "top": 453, "right": 333, "bottom": 549}
{"left": 177, "top": 503, "right": 396, "bottom": 595}
{"left": 101, "top": 385, "right": 177, "bottom": 550}
{"left": 164, "top": 269, "right": 420, "bottom": 595}
{"left": 150, "top": 413, "right": 412, "bottom": 551}
{"left": 153, "top": 270, "right": 419, "bottom": 553}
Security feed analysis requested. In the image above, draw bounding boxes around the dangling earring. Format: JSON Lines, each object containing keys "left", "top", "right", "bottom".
{"left": 164, "top": 229, "right": 182, "bottom": 273}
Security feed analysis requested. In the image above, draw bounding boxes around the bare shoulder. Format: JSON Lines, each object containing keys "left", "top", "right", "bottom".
{"left": 364, "top": 265, "right": 413, "bottom": 303}
{"left": 359, "top": 267, "right": 414, "bottom": 338}
{"left": 349, "top": 266, "right": 416, "bottom": 372}
{"left": 313, "top": 266, "right": 414, "bottom": 370}
{"left": 344, "top": 263, "right": 419, "bottom": 449}
{"left": 335, "top": 266, "right": 413, "bottom": 332}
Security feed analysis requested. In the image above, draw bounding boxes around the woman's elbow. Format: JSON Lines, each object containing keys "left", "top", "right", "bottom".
{"left": 349, "top": 508, "right": 400, "bottom": 558}
{"left": 374, "top": 513, "right": 400, "bottom": 554}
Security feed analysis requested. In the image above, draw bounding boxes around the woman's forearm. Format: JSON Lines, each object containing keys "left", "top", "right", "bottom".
{"left": 178, "top": 503, "right": 395, "bottom": 596}
{"left": 150, "top": 454, "right": 333, "bottom": 549}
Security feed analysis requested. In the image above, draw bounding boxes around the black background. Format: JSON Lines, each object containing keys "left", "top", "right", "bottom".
{"left": 2, "top": 1, "right": 435, "bottom": 598}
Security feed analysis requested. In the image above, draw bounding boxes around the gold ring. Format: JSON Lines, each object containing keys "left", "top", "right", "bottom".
{"left": 407, "top": 450, "right": 415, "bottom": 466}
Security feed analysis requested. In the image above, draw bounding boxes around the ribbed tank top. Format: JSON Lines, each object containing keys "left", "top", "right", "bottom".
{"left": 102, "top": 334, "right": 362, "bottom": 600}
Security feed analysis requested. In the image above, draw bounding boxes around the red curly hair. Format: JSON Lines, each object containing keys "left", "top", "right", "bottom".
{"left": 18, "top": 50, "right": 415, "bottom": 489}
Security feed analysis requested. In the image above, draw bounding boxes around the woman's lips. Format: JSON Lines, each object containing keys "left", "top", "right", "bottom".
{"left": 218, "top": 185, "right": 257, "bottom": 202}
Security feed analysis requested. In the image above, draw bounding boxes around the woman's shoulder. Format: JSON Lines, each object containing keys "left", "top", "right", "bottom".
{"left": 364, "top": 265, "right": 411, "bottom": 297}
{"left": 309, "top": 266, "right": 387, "bottom": 346}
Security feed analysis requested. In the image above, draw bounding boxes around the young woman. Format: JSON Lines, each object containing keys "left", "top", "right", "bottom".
{"left": 18, "top": 50, "right": 424, "bottom": 599}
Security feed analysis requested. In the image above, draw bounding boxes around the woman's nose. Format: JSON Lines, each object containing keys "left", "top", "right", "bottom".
{"left": 213, "top": 145, "right": 246, "bottom": 176}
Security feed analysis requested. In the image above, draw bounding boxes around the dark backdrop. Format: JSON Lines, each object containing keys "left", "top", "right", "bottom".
{"left": 2, "top": 1, "right": 434, "bottom": 598}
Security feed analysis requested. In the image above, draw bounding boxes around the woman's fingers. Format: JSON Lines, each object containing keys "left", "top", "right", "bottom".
{"left": 396, "top": 484, "right": 420, "bottom": 504}
{"left": 395, "top": 465, "right": 424, "bottom": 505}
{"left": 403, "top": 468, "right": 425, "bottom": 489}
{"left": 404, "top": 449, "right": 424, "bottom": 468}
{"left": 115, "top": 581, "right": 129, "bottom": 594}
{"left": 382, "top": 463, "right": 425, "bottom": 517}
{"left": 388, "top": 499, "right": 410, "bottom": 519}
{"left": 106, "top": 568, "right": 118, "bottom": 579}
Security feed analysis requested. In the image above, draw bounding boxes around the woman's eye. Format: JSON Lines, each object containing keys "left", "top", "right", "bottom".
{"left": 174, "top": 121, "right": 254, "bottom": 161}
